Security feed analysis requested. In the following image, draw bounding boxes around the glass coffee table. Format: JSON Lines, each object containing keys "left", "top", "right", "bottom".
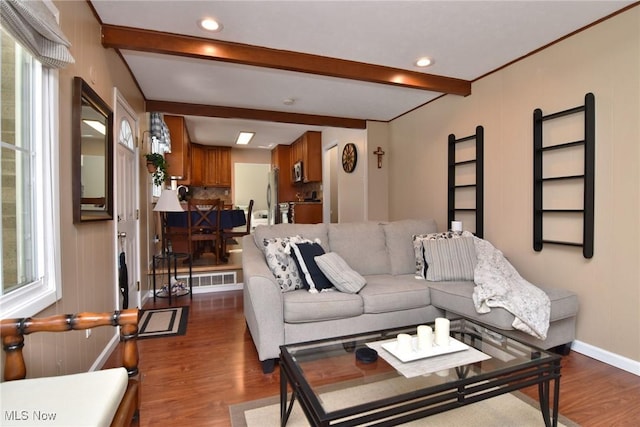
{"left": 279, "top": 318, "right": 561, "bottom": 427}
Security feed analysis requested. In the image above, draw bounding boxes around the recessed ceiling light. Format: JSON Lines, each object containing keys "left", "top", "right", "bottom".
{"left": 83, "top": 119, "right": 106, "bottom": 135}
{"left": 200, "top": 18, "right": 222, "bottom": 32}
{"left": 236, "top": 132, "right": 255, "bottom": 145}
{"left": 415, "top": 57, "right": 433, "bottom": 67}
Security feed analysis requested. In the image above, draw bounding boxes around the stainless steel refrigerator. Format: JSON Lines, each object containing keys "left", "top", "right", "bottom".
{"left": 267, "top": 168, "right": 279, "bottom": 225}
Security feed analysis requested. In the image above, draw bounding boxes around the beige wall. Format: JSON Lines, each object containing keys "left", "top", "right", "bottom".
{"left": 230, "top": 147, "right": 271, "bottom": 204}
{"left": 387, "top": 8, "right": 640, "bottom": 363}
{"left": 11, "top": 1, "right": 147, "bottom": 379}
{"left": 367, "top": 121, "right": 390, "bottom": 222}
{"left": 230, "top": 148, "right": 271, "bottom": 210}
{"left": 321, "top": 127, "right": 368, "bottom": 222}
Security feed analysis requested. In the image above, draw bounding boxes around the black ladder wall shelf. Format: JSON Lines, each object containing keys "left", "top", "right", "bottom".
{"left": 448, "top": 125, "right": 484, "bottom": 238}
{"left": 533, "top": 92, "right": 595, "bottom": 259}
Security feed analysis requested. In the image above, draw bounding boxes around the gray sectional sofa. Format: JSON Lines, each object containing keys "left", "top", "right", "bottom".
{"left": 242, "top": 219, "right": 579, "bottom": 373}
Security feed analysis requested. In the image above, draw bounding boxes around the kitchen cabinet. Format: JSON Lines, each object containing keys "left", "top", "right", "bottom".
{"left": 290, "top": 202, "right": 322, "bottom": 224}
{"left": 190, "top": 144, "right": 204, "bottom": 185}
{"left": 190, "top": 144, "right": 231, "bottom": 187}
{"left": 289, "top": 131, "right": 322, "bottom": 183}
{"left": 164, "top": 115, "right": 191, "bottom": 185}
{"left": 271, "top": 145, "right": 296, "bottom": 202}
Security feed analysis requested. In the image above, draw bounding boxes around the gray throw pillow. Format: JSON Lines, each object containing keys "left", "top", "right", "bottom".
{"left": 422, "top": 236, "right": 477, "bottom": 281}
{"left": 413, "top": 231, "right": 464, "bottom": 278}
{"left": 315, "top": 252, "right": 366, "bottom": 293}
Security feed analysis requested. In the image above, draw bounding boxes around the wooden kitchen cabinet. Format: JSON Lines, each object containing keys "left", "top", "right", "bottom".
{"left": 164, "top": 115, "right": 191, "bottom": 185}
{"left": 271, "top": 145, "right": 296, "bottom": 202}
{"left": 190, "top": 144, "right": 231, "bottom": 187}
{"left": 289, "top": 131, "right": 322, "bottom": 183}
{"left": 290, "top": 203, "right": 322, "bottom": 224}
{"left": 190, "top": 143, "right": 204, "bottom": 185}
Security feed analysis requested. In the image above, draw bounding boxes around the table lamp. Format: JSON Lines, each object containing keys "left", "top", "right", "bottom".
{"left": 154, "top": 189, "right": 184, "bottom": 254}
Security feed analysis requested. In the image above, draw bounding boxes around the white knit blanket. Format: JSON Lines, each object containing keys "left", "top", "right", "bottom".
{"left": 470, "top": 234, "right": 550, "bottom": 339}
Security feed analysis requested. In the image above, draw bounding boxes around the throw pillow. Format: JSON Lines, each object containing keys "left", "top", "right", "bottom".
{"left": 261, "top": 235, "right": 311, "bottom": 292}
{"left": 315, "top": 252, "right": 366, "bottom": 294}
{"left": 421, "top": 236, "right": 477, "bottom": 281}
{"left": 413, "top": 231, "right": 466, "bottom": 279}
{"left": 290, "top": 242, "right": 333, "bottom": 293}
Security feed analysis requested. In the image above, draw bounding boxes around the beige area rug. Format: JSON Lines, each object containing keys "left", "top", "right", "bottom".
{"left": 230, "top": 376, "right": 580, "bottom": 427}
{"left": 138, "top": 306, "right": 188, "bottom": 339}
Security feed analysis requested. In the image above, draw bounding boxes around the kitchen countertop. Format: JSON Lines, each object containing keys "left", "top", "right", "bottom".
{"left": 289, "top": 200, "right": 322, "bottom": 204}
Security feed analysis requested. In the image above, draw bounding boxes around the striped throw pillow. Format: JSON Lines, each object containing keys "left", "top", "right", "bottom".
{"left": 422, "top": 236, "right": 477, "bottom": 281}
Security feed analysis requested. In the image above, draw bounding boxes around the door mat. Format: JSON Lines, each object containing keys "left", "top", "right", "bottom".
{"left": 138, "top": 306, "right": 189, "bottom": 339}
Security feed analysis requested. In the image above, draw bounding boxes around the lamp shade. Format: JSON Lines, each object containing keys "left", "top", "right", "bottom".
{"left": 154, "top": 189, "right": 183, "bottom": 212}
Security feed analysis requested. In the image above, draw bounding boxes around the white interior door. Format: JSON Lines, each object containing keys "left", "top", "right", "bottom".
{"left": 114, "top": 88, "right": 140, "bottom": 309}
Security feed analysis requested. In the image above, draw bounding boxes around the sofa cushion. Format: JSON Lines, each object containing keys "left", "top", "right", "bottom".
{"left": 315, "top": 252, "right": 366, "bottom": 294}
{"left": 383, "top": 219, "right": 438, "bottom": 275}
{"left": 254, "top": 223, "right": 329, "bottom": 251}
{"left": 327, "top": 222, "right": 390, "bottom": 275}
{"left": 428, "top": 281, "right": 579, "bottom": 330}
{"left": 0, "top": 367, "right": 128, "bottom": 427}
{"left": 359, "top": 275, "right": 432, "bottom": 314}
{"left": 290, "top": 242, "right": 333, "bottom": 292}
{"left": 283, "top": 289, "right": 364, "bottom": 323}
{"left": 422, "top": 236, "right": 477, "bottom": 281}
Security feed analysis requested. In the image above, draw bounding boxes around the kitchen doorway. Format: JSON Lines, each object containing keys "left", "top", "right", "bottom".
{"left": 324, "top": 144, "right": 339, "bottom": 223}
{"left": 234, "top": 163, "right": 270, "bottom": 214}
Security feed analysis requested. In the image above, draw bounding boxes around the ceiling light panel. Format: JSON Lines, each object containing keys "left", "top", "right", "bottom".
{"left": 236, "top": 132, "right": 255, "bottom": 145}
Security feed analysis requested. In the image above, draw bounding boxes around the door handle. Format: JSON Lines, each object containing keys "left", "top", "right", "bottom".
{"left": 118, "top": 232, "right": 127, "bottom": 239}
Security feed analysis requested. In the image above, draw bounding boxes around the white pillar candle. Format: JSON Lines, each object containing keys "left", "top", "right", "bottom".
{"left": 417, "top": 325, "right": 433, "bottom": 350}
{"left": 434, "top": 317, "right": 450, "bottom": 347}
{"left": 451, "top": 221, "right": 463, "bottom": 233}
{"left": 397, "top": 333, "right": 413, "bottom": 353}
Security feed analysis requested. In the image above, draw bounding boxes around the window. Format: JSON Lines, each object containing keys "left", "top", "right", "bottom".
{"left": 0, "top": 28, "right": 62, "bottom": 318}
{"left": 150, "top": 136, "right": 169, "bottom": 198}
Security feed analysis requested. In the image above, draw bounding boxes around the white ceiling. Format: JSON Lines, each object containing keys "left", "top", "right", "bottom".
{"left": 90, "top": 0, "right": 634, "bottom": 148}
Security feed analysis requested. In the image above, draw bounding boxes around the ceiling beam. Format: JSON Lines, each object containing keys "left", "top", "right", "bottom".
{"left": 102, "top": 25, "right": 471, "bottom": 96}
{"left": 146, "top": 100, "right": 368, "bottom": 129}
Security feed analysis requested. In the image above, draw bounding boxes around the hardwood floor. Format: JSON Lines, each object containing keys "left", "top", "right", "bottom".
{"left": 105, "top": 291, "right": 640, "bottom": 426}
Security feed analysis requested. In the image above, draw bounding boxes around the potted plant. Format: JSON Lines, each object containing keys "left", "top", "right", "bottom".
{"left": 145, "top": 153, "right": 168, "bottom": 186}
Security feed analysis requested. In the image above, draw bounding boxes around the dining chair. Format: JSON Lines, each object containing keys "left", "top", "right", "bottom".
{"left": 187, "top": 198, "right": 222, "bottom": 264}
{"left": 221, "top": 199, "right": 254, "bottom": 258}
{"left": 1, "top": 309, "right": 140, "bottom": 426}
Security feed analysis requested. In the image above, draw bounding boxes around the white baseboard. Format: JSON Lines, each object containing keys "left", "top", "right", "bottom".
{"left": 192, "top": 283, "right": 243, "bottom": 293}
{"left": 90, "top": 332, "right": 121, "bottom": 372}
{"left": 141, "top": 283, "right": 243, "bottom": 302}
{"left": 571, "top": 339, "right": 640, "bottom": 376}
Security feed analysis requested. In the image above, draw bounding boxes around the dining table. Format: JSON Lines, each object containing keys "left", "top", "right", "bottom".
{"left": 164, "top": 208, "right": 247, "bottom": 262}
{"left": 165, "top": 208, "right": 247, "bottom": 230}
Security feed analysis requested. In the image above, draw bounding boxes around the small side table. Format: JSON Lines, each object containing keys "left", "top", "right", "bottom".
{"left": 152, "top": 252, "right": 192, "bottom": 304}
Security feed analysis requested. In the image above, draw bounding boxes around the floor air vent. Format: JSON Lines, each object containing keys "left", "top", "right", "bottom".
{"left": 177, "top": 271, "right": 238, "bottom": 291}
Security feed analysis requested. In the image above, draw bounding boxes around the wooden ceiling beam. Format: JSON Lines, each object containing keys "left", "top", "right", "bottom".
{"left": 102, "top": 25, "right": 471, "bottom": 96}
{"left": 145, "top": 100, "right": 368, "bottom": 129}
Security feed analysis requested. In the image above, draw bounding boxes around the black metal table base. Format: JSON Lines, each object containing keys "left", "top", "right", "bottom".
{"left": 279, "top": 327, "right": 561, "bottom": 427}
{"left": 152, "top": 252, "right": 192, "bottom": 304}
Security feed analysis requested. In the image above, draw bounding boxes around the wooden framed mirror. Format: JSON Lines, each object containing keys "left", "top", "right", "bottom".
{"left": 72, "top": 76, "right": 114, "bottom": 223}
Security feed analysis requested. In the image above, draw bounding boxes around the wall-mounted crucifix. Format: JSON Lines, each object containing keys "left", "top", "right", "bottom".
{"left": 373, "top": 146, "right": 386, "bottom": 168}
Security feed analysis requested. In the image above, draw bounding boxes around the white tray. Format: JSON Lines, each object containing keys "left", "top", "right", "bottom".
{"left": 380, "top": 335, "right": 469, "bottom": 363}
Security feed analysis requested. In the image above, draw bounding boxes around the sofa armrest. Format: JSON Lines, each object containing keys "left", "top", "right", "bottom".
{"left": 242, "top": 235, "right": 285, "bottom": 362}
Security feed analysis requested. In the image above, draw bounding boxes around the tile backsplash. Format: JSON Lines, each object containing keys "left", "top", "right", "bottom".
{"left": 187, "top": 187, "right": 232, "bottom": 205}
{"left": 293, "top": 182, "right": 323, "bottom": 201}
